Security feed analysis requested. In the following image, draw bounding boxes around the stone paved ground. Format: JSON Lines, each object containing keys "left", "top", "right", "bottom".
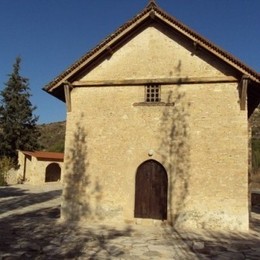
{"left": 1, "top": 184, "right": 260, "bottom": 259}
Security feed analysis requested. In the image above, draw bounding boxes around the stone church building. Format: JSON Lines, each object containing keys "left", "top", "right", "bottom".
{"left": 44, "top": 2, "right": 260, "bottom": 230}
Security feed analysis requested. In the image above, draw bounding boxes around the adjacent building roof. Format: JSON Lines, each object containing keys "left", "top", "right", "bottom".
{"left": 43, "top": 1, "right": 260, "bottom": 115}
{"left": 21, "top": 151, "right": 64, "bottom": 161}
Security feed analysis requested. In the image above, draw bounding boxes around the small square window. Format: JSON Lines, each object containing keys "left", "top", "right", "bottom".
{"left": 146, "top": 84, "right": 161, "bottom": 102}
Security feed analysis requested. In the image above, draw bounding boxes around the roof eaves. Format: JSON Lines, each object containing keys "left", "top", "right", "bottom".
{"left": 44, "top": 2, "right": 260, "bottom": 94}
{"left": 20, "top": 150, "right": 64, "bottom": 160}
{"left": 153, "top": 7, "right": 260, "bottom": 83}
{"left": 44, "top": 6, "right": 155, "bottom": 93}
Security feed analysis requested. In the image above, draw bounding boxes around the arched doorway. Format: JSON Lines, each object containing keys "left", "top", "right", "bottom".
{"left": 45, "top": 163, "right": 61, "bottom": 182}
{"left": 134, "top": 160, "right": 168, "bottom": 220}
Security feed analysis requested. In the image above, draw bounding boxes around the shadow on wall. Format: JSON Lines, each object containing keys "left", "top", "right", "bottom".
{"left": 159, "top": 88, "right": 190, "bottom": 226}
{"left": 62, "top": 116, "right": 102, "bottom": 221}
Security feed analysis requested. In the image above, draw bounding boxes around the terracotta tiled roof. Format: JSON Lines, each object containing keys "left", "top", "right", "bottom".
{"left": 44, "top": 1, "right": 260, "bottom": 98}
{"left": 21, "top": 151, "right": 64, "bottom": 161}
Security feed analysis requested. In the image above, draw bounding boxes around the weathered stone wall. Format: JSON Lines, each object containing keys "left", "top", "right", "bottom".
{"left": 6, "top": 168, "right": 20, "bottom": 185}
{"left": 62, "top": 26, "right": 248, "bottom": 230}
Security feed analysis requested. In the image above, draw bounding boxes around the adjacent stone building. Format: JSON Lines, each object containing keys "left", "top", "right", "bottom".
{"left": 44, "top": 2, "right": 260, "bottom": 230}
{"left": 17, "top": 151, "right": 64, "bottom": 184}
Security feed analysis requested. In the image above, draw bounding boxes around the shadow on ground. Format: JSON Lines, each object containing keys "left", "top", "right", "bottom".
{"left": 0, "top": 186, "right": 133, "bottom": 259}
{"left": 163, "top": 209, "right": 260, "bottom": 259}
{"left": 0, "top": 189, "right": 61, "bottom": 214}
{"left": 1, "top": 185, "right": 260, "bottom": 259}
{"left": 0, "top": 186, "right": 29, "bottom": 198}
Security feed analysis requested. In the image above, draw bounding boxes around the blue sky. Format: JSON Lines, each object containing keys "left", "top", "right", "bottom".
{"left": 0, "top": 0, "right": 259, "bottom": 124}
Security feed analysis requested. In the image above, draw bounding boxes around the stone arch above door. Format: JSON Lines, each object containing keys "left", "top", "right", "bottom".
{"left": 134, "top": 159, "right": 168, "bottom": 220}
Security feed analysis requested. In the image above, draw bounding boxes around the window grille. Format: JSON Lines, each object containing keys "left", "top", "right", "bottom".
{"left": 146, "top": 84, "right": 161, "bottom": 102}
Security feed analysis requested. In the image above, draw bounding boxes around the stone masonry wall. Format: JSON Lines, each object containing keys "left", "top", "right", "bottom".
{"left": 62, "top": 26, "right": 248, "bottom": 230}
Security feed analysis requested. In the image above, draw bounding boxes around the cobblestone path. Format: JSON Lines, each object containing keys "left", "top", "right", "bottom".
{"left": 1, "top": 184, "right": 260, "bottom": 259}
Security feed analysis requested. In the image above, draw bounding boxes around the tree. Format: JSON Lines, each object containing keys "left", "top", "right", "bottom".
{"left": 0, "top": 57, "right": 40, "bottom": 163}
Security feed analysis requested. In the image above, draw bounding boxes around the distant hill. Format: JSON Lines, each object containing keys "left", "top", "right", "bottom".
{"left": 251, "top": 108, "right": 260, "bottom": 175}
{"left": 251, "top": 108, "right": 260, "bottom": 139}
{"left": 38, "top": 121, "right": 66, "bottom": 152}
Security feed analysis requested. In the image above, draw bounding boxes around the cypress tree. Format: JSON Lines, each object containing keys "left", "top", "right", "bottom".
{"left": 0, "top": 57, "right": 40, "bottom": 163}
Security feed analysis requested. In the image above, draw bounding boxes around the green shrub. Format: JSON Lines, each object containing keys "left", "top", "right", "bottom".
{"left": 49, "top": 140, "right": 65, "bottom": 153}
{"left": 0, "top": 157, "right": 14, "bottom": 186}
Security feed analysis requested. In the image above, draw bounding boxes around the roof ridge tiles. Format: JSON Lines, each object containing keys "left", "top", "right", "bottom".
{"left": 146, "top": 0, "right": 157, "bottom": 9}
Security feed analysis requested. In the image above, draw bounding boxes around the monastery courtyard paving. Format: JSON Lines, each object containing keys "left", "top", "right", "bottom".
{"left": 0, "top": 184, "right": 260, "bottom": 259}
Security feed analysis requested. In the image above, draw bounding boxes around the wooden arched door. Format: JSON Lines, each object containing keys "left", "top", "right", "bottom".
{"left": 134, "top": 160, "right": 167, "bottom": 220}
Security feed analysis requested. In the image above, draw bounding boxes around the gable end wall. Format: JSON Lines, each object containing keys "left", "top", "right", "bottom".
{"left": 62, "top": 26, "right": 248, "bottom": 231}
